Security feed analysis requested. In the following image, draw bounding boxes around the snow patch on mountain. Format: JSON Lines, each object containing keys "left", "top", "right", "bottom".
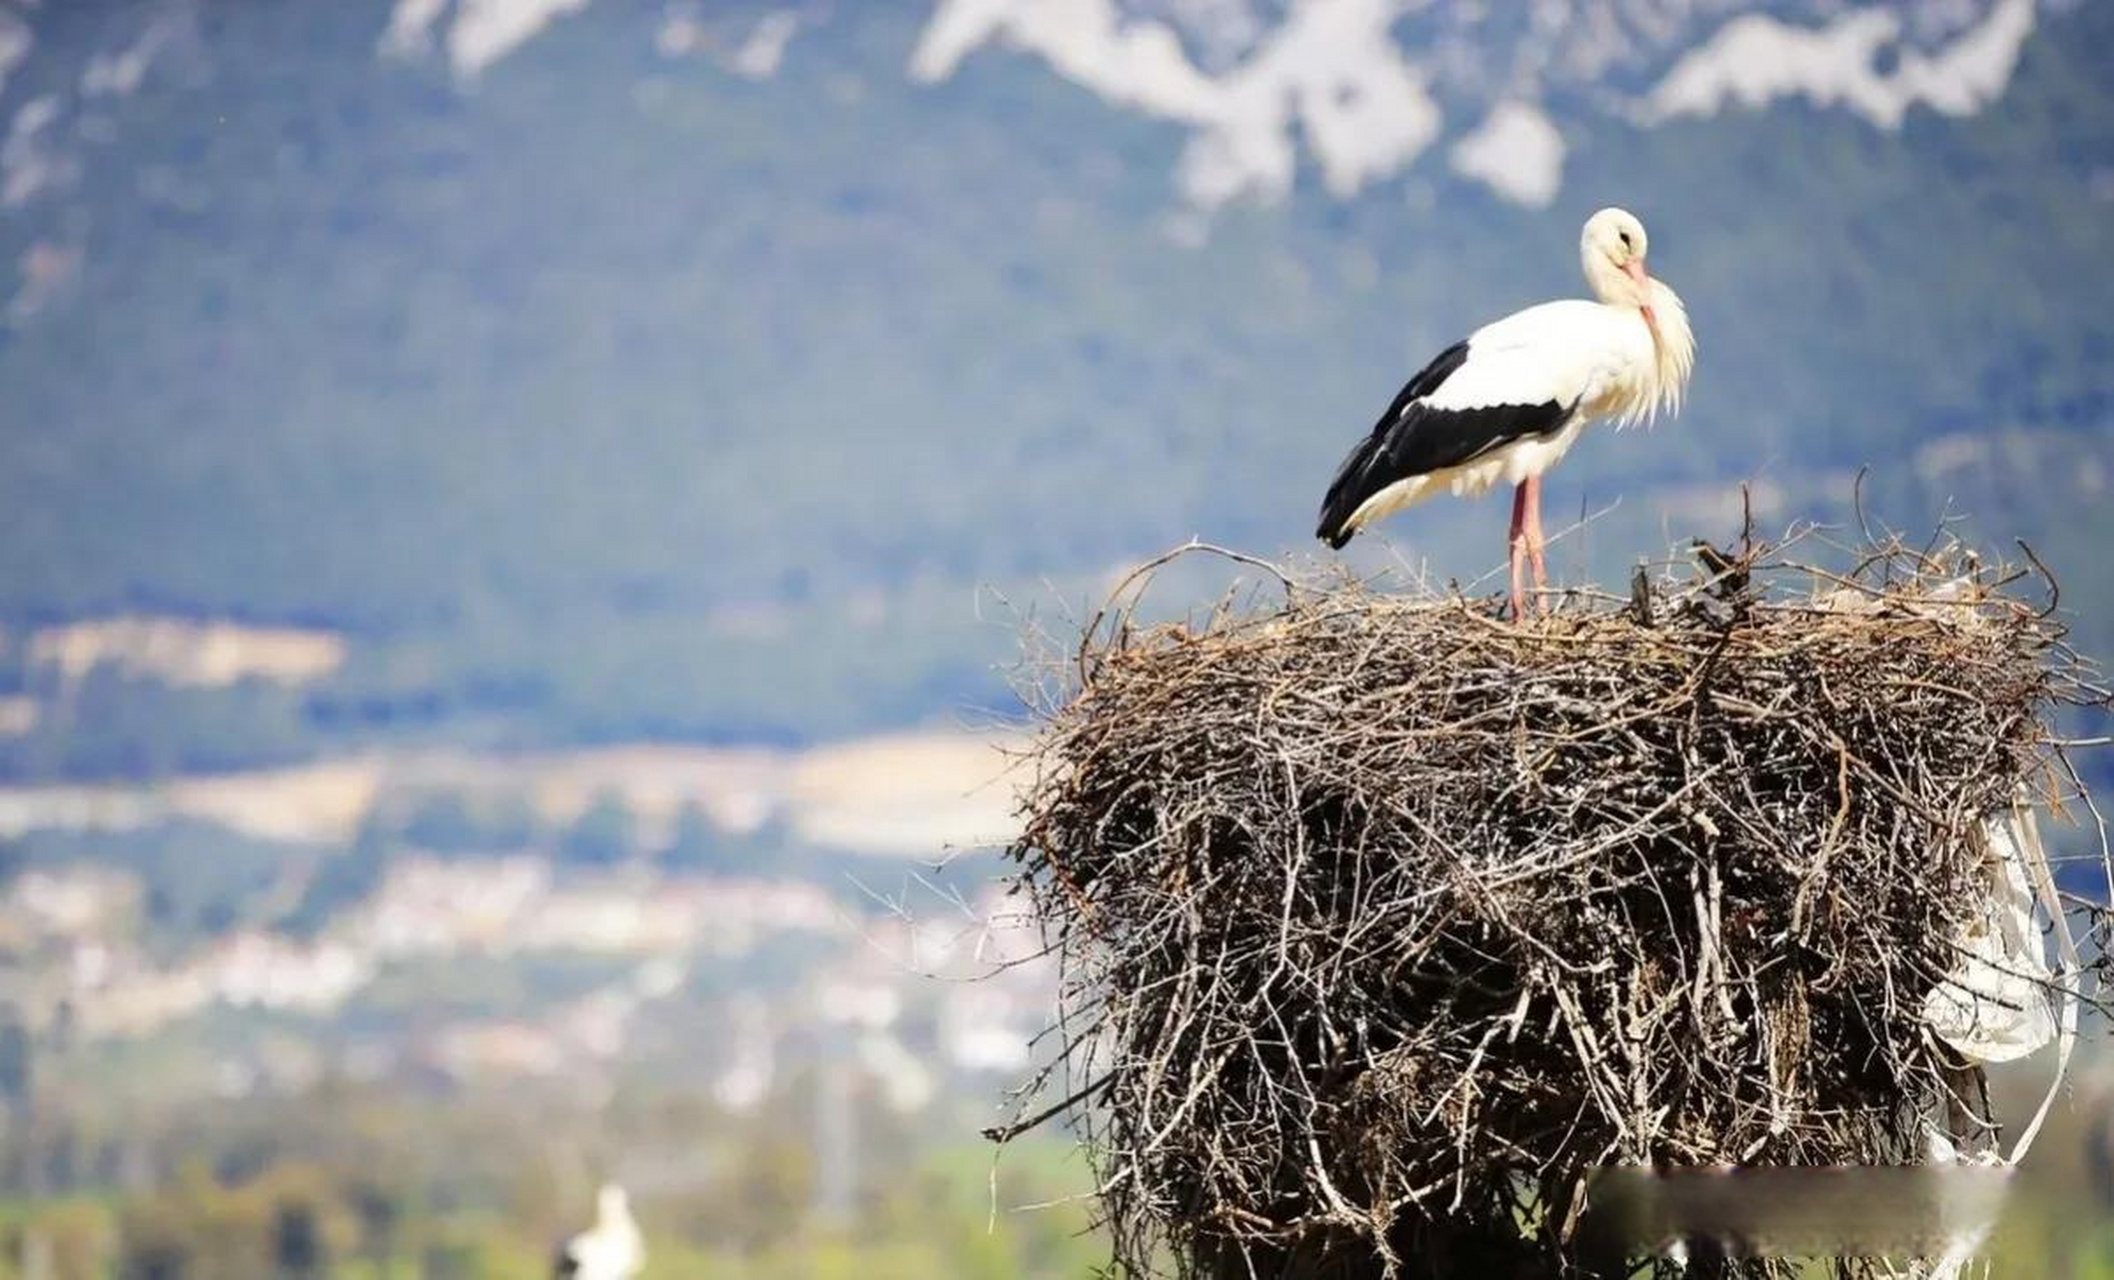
{"left": 1449, "top": 101, "right": 1564, "bottom": 208}
{"left": 912, "top": 0, "right": 1222, "bottom": 120}
{"left": 379, "top": 0, "right": 449, "bottom": 61}
{"left": 1648, "top": 0, "right": 2035, "bottom": 128}
{"left": 0, "top": 0, "right": 195, "bottom": 275}
{"left": 2, "top": 96, "right": 68, "bottom": 208}
{"left": 1127, "top": 0, "right": 1274, "bottom": 72}
{"left": 80, "top": 8, "right": 190, "bottom": 98}
{"left": 0, "top": 10, "right": 30, "bottom": 99}
{"left": 382, "top": 0, "right": 594, "bottom": 79}
{"left": 913, "top": 0, "right": 2043, "bottom": 210}
{"left": 733, "top": 10, "right": 802, "bottom": 79}
{"left": 913, "top": 0, "right": 1437, "bottom": 209}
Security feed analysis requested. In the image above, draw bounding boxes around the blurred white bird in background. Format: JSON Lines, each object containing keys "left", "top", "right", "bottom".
{"left": 553, "top": 1183, "right": 644, "bottom": 1280}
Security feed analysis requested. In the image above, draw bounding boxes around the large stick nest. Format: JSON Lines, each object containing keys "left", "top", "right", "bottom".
{"left": 998, "top": 535, "right": 2108, "bottom": 1279}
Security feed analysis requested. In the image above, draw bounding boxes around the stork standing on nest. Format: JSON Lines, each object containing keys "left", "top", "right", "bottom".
{"left": 552, "top": 1184, "right": 644, "bottom": 1280}
{"left": 1315, "top": 207, "right": 1695, "bottom": 618}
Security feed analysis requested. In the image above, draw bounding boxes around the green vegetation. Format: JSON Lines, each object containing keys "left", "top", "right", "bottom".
{"left": 0, "top": 1081, "right": 1102, "bottom": 1279}
{"left": 7, "top": 1074, "right": 2114, "bottom": 1276}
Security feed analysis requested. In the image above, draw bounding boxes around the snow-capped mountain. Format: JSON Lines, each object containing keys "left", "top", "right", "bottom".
{"left": 0, "top": 0, "right": 2054, "bottom": 242}
{"left": 349, "top": 0, "right": 2052, "bottom": 211}
{"left": 904, "top": 0, "right": 2044, "bottom": 208}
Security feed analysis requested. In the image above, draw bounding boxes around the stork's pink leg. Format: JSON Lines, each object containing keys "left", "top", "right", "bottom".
{"left": 1523, "top": 474, "right": 1549, "bottom": 612}
{"left": 1507, "top": 482, "right": 1530, "bottom": 621}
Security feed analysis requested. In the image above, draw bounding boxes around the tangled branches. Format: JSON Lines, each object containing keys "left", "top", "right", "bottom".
{"left": 999, "top": 537, "right": 2106, "bottom": 1278}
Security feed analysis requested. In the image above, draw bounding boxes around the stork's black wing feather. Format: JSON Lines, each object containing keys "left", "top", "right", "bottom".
{"left": 1314, "top": 339, "right": 1568, "bottom": 549}
{"left": 1372, "top": 340, "right": 1471, "bottom": 431}
{"left": 552, "top": 1242, "right": 582, "bottom": 1278}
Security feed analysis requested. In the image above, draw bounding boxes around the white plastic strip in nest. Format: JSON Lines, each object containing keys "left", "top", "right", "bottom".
{"left": 1988, "top": 798, "right": 2079, "bottom": 1170}
{"left": 1921, "top": 805, "right": 2057, "bottom": 1063}
{"left": 1912, "top": 799, "right": 2078, "bottom": 1280}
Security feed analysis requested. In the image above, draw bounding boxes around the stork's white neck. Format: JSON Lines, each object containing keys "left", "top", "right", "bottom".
{"left": 1583, "top": 251, "right": 1635, "bottom": 307}
{"left": 1639, "top": 279, "right": 1695, "bottom": 423}
{"left": 1580, "top": 244, "right": 1694, "bottom": 425}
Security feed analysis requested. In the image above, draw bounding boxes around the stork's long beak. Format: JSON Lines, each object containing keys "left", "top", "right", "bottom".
{"left": 1623, "top": 258, "right": 1650, "bottom": 290}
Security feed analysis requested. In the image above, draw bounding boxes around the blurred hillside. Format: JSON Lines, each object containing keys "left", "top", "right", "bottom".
{"left": 0, "top": 0, "right": 2107, "bottom": 768}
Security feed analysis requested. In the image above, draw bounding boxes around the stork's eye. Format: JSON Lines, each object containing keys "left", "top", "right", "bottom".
{"left": 1617, "top": 231, "right": 1633, "bottom": 250}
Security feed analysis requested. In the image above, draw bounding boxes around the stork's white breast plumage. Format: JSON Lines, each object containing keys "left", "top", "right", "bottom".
{"left": 1315, "top": 207, "right": 1695, "bottom": 619}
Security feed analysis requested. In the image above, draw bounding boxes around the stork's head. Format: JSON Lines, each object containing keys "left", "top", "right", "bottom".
{"left": 1581, "top": 206, "right": 1694, "bottom": 419}
{"left": 1581, "top": 207, "right": 1652, "bottom": 306}
{"left": 596, "top": 1184, "right": 632, "bottom": 1225}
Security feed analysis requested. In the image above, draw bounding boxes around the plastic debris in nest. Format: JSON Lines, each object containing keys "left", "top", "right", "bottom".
{"left": 1921, "top": 802, "right": 2058, "bottom": 1065}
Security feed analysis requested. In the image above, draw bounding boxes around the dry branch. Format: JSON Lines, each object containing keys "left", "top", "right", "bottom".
{"left": 996, "top": 535, "right": 2108, "bottom": 1279}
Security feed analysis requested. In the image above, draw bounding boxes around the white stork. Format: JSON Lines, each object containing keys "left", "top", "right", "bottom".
{"left": 1315, "top": 207, "right": 1695, "bottom": 618}
{"left": 552, "top": 1183, "right": 644, "bottom": 1280}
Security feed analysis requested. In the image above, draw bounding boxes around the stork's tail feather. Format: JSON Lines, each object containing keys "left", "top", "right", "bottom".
{"left": 1316, "top": 435, "right": 1385, "bottom": 549}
